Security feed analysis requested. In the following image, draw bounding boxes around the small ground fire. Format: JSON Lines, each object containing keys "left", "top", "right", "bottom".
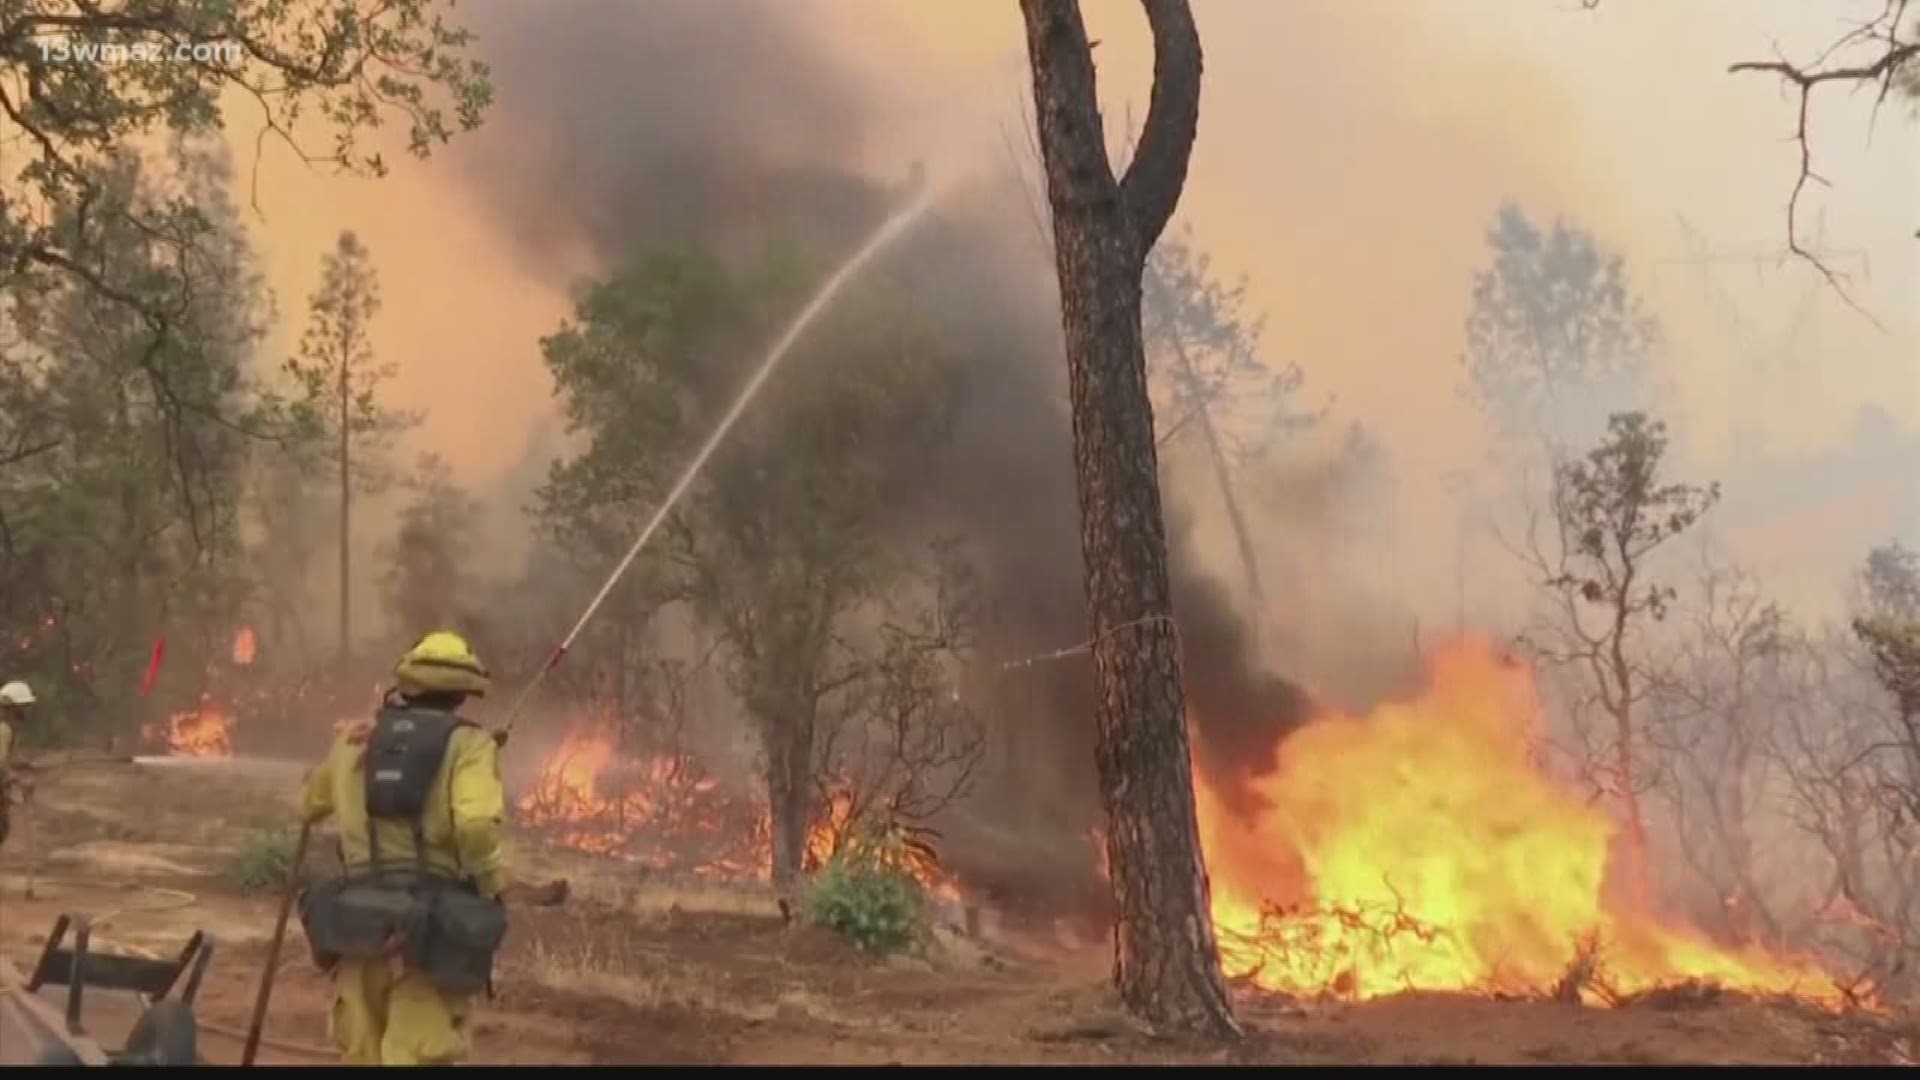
{"left": 232, "top": 625, "right": 258, "bottom": 666}
{"left": 143, "top": 694, "right": 235, "bottom": 758}
{"left": 518, "top": 724, "right": 962, "bottom": 900}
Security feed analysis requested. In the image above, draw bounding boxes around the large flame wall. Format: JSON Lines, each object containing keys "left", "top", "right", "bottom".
{"left": 1195, "top": 637, "right": 1843, "bottom": 1004}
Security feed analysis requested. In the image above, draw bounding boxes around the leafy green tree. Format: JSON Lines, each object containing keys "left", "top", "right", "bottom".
{"left": 537, "top": 244, "right": 972, "bottom": 909}
{"left": 0, "top": 141, "right": 270, "bottom": 738}
{"left": 0, "top": 0, "right": 490, "bottom": 326}
{"left": 244, "top": 437, "right": 330, "bottom": 665}
{"left": 1860, "top": 542, "right": 1920, "bottom": 624}
{"left": 1854, "top": 548, "right": 1920, "bottom": 727}
{"left": 381, "top": 452, "right": 483, "bottom": 637}
{"left": 1517, "top": 411, "right": 1719, "bottom": 905}
{"left": 284, "top": 230, "right": 414, "bottom": 662}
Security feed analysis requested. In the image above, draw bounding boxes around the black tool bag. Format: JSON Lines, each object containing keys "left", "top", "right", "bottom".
{"left": 299, "top": 874, "right": 417, "bottom": 963}
{"left": 405, "top": 882, "right": 509, "bottom": 995}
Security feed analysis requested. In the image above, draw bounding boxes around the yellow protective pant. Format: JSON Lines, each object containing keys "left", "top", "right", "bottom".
{"left": 330, "top": 957, "right": 474, "bottom": 1065}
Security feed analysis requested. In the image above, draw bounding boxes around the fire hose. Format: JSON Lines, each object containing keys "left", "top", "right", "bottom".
{"left": 13, "top": 755, "right": 138, "bottom": 773}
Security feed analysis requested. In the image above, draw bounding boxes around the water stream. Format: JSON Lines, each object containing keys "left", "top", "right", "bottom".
{"left": 499, "top": 180, "right": 943, "bottom": 734}
{"left": 130, "top": 754, "right": 309, "bottom": 778}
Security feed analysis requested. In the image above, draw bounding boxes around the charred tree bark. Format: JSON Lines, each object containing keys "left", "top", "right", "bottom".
{"left": 1018, "top": 0, "right": 1239, "bottom": 1039}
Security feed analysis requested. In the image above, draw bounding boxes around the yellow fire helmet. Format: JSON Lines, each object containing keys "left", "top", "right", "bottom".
{"left": 393, "top": 630, "right": 491, "bottom": 698}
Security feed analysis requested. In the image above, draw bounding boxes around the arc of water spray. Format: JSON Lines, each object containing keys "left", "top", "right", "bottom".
{"left": 495, "top": 181, "right": 941, "bottom": 746}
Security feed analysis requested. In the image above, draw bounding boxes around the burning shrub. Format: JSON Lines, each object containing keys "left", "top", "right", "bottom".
{"left": 802, "top": 823, "right": 930, "bottom": 955}
{"left": 806, "top": 559, "right": 985, "bottom": 891}
{"left": 517, "top": 724, "right": 768, "bottom": 874}
{"left": 225, "top": 820, "right": 302, "bottom": 894}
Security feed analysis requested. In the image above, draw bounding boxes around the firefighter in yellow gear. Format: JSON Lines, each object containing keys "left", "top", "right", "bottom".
{"left": 0, "top": 680, "right": 34, "bottom": 848}
{"left": 299, "top": 632, "right": 508, "bottom": 1065}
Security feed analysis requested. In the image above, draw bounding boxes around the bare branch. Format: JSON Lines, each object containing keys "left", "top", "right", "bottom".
{"left": 1728, "top": 0, "right": 1915, "bottom": 321}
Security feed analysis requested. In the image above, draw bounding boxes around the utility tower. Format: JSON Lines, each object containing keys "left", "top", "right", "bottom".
{"left": 1656, "top": 212, "right": 1869, "bottom": 455}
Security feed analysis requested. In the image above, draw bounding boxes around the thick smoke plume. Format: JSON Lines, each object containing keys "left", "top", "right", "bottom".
{"left": 454, "top": 0, "right": 1320, "bottom": 918}
{"left": 457, "top": 0, "right": 874, "bottom": 272}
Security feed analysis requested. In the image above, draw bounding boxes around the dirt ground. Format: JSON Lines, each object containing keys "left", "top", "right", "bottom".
{"left": 1, "top": 760, "right": 1914, "bottom": 1065}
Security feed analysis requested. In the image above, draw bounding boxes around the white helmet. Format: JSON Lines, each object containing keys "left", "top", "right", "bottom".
{"left": 0, "top": 680, "right": 35, "bottom": 706}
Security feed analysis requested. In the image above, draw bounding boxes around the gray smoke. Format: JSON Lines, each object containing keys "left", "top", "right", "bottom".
{"left": 456, "top": 0, "right": 874, "bottom": 271}
{"left": 454, "top": 0, "right": 1317, "bottom": 919}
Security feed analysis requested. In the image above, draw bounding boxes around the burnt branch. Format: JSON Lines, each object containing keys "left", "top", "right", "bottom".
{"left": 1727, "top": 0, "right": 1916, "bottom": 319}
{"left": 0, "top": 436, "right": 60, "bottom": 470}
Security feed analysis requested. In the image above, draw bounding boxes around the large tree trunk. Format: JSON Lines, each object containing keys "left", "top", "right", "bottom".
{"left": 762, "top": 708, "right": 816, "bottom": 920}
{"left": 1018, "top": 0, "right": 1238, "bottom": 1039}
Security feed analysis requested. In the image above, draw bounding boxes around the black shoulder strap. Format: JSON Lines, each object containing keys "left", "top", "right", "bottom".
{"left": 362, "top": 706, "right": 473, "bottom": 881}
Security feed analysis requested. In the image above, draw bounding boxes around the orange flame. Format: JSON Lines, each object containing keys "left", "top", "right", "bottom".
{"left": 517, "top": 727, "right": 741, "bottom": 864}
{"left": 1196, "top": 637, "right": 1845, "bottom": 1005}
{"left": 802, "top": 790, "right": 963, "bottom": 903}
{"left": 519, "top": 725, "right": 963, "bottom": 901}
{"left": 232, "top": 625, "right": 257, "bottom": 665}
{"left": 143, "top": 695, "right": 234, "bottom": 757}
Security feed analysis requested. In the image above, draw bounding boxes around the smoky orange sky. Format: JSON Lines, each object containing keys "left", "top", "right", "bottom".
{"left": 226, "top": 0, "right": 1917, "bottom": 622}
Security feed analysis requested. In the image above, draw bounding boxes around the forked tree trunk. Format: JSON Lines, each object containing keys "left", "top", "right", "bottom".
{"left": 1018, "top": 0, "right": 1238, "bottom": 1039}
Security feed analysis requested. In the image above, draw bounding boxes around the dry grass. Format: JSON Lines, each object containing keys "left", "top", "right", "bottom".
{"left": 508, "top": 926, "right": 869, "bottom": 1030}
{"left": 511, "top": 841, "right": 780, "bottom": 919}
{"left": 515, "top": 934, "right": 741, "bottom": 1012}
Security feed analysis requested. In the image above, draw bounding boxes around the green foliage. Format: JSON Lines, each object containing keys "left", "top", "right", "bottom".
{"left": 802, "top": 825, "right": 930, "bottom": 956}
{"left": 1546, "top": 411, "right": 1719, "bottom": 622}
{"left": 283, "top": 230, "right": 417, "bottom": 490}
{"left": 225, "top": 820, "right": 301, "bottom": 894}
{"left": 1, "top": 141, "right": 269, "bottom": 739}
{"left": 1853, "top": 544, "right": 1920, "bottom": 718}
{"left": 381, "top": 452, "right": 485, "bottom": 636}
{"left": 0, "top": 0, "right": 492, "bottom": 307}
{"left": 535, "top": 241, "right": 978, "bottom": 885}
{"left": 1861, "top": 542, "right": 1920, "bottom": 624}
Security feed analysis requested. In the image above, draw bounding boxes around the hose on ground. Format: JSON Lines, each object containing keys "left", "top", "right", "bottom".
{"left": 195, "top": 1018, "right": 336, "bottom": 1059}
{"left": 10, "top": 876, "right": 201, "bottom": 928}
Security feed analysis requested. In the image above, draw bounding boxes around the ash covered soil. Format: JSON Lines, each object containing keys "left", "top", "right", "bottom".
{"left": 1, "top": 764, "right": 1913, "bottom": 1065}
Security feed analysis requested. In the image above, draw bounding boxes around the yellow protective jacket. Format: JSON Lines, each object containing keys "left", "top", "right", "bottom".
{"left": 300, "top": 711, "right": 509, "bottom": 899}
